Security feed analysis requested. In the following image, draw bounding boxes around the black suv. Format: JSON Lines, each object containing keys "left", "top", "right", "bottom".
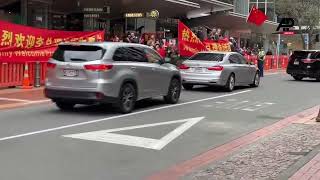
{"left": 287, "top": 50, "right": 320, "bottom": 81}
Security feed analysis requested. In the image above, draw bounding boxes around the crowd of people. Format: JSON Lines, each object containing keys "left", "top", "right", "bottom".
{"left": 110, "top": 32, "right": 179, "bottom": 60}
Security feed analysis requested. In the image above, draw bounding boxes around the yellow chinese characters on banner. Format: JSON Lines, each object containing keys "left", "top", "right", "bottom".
{"left": 0, "top": 20, "right": 105, "bottom": 62}
{"left": 203, "top": 40, "right": 231, "bottom": 52}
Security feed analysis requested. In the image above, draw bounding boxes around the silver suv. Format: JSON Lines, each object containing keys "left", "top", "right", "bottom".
{"left": 45, "top": 42, "right": 181, "bottom": 113}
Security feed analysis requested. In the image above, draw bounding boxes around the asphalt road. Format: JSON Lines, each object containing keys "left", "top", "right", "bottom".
{"left": 0, "top": 73, "right": 319, "bottom": 180}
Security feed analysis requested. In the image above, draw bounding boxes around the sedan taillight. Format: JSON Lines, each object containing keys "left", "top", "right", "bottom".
{"left": 179, "top": 64, "right": 190, "bottom": 70}
{"left": 207, "top": 66, "right": 224, "bottom": 71}
{"left": 84, "top": 64, "right": 113, "bottom": 71}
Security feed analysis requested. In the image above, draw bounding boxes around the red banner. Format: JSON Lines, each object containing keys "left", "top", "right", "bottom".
{"left": 0, "top": 20, "right": 105, "bottom": 62}
{"left": 203, "top": 40, "right": 231, "bottom": 52}
{"left": 178, "top": 21, "right": 231, "bottom": 57}
{"left": 178, "top": 21, "right": 207, "bottom": 57}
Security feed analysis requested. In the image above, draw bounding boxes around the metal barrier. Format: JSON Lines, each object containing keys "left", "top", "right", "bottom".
{"left": 0, "top": 62, "right": 47, "bottom": 88}
{"left": 244, "top": 55, "right": 289, "bottom": 70}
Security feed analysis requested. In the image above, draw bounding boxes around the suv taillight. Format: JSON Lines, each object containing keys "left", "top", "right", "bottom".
{"left": 47, "top": 62, "right": 56, "bottom": 69}
{"left": 84, "top": 64, "right": 113, "bottom": 71}
{"left": 302, "top": 59, "right": 317, "bottom": 63}
{"left": 179, "top": 64, "right": 190, "bottom": 70}
{"left": 207, "top": 66, "right": 224, "bottom": 71}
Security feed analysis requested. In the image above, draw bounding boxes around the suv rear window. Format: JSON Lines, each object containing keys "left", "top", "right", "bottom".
{"left": 189, "top": 53, "right": 225, "bottom": 61}
{"left": 52, "top": 45, "right": 106, "bottom": 62}
{"left": 292, "top": 51, "right": 320, "bottom": 59}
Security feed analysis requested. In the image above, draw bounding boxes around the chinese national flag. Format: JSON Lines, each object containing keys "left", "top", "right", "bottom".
{"left": 247, "top": 6, "right": 268, "bottom": 26}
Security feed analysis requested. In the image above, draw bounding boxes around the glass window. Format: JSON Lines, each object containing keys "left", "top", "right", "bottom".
{"left": 113, "top": 47, "right": 130, "bottom": 61}
{"left": 189, "top": 53, "right": 225, "bottom": 61}
{"left": 229, "top": 55, "right": 241, "bottom": 64}
{"left": 126, "top": 18, "right": 136, "bottom": 31}
{"left": 113, "top": 47, "right": 147, "bottom": 62}
{"left": 237, "top": 54, "right": 248, "bottom": 64}
{"left": 144, "top": 48, "right": 162, "bottom": 63}
{"left": 52, "top": 45, "right": 106, "bottom": 62}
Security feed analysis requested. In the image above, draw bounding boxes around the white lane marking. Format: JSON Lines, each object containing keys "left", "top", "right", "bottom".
{"left": 0, "top": 98, "right": 50, "bottom": 104}
{"left": 215, "top": 102, "right": 225, "bottom": 104}
{"left": 63, "top": 117, "right": 204, "bottom": 150}
{"left": 224, "top": 100, "right": 250, "bottom": 109}
{"left": 201, "top": 105, "right": 213, "bottom": 108}
{"left": 242, "top": 102, "right": 275, "bottom": 112}
{"left": 233, "top": 101, "right": 262, "bottom": 110}
{"left": 0, "top": 97, "right": 32, "bottom": 103}
{"left": 0, "top": 90, "right": 251, "bottom": 142}
{"left": 26, "top": 100, "right": 51, "bottom": 104}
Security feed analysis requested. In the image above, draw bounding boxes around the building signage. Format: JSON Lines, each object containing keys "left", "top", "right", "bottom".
{"left": 274, "top": 18, "right": 295, "bottom": 35}
{"left": 124, "top": 9, "right": 159, "bottom": 19}
{"left": 83, "top": 6, "right": 110, "bottom": 14}
{"left": 124, "top": 13, "right": 144, "bottom": 18}
{"left": 146, "top": 9, "right": 159, "bottom": 19}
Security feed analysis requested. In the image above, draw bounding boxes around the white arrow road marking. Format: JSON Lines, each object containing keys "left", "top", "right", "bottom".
{"left": 63, "top": 117, "right": 205, "bottom": 150}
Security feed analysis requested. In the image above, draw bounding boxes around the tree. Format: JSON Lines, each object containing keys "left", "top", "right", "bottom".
{"left": 276, "top": 0, "right": 320, "bottom": 49}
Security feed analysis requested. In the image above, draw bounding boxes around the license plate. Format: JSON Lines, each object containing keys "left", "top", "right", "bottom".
{"left": 294, "top": 61, "right": 299, "bottom": 65}
{"left": 63, "top": 69, "right": 78, "bottom": 77}
{"left": 194, "top": 67, "right": 203, "bottom": 72}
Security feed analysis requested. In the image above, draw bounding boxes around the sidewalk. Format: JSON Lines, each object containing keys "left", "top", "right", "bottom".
{"left": 186, "top": 108, "right": 320, "bottom": 180}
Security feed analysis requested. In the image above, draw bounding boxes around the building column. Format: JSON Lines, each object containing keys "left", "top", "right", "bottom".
{"left": 263, "top": 34, "right": 270, "bottom": 52}
{"left": 21, "top": 0, "right": 28, "bottom": 25}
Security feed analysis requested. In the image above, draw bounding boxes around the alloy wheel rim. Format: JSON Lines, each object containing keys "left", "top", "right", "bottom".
{"left": 230, "top": 76, "right": 235, "bottom": 90}
{"left": 171, "top": 81, "right": 180, "bottom": 100}
{"left": 255, "top": 74, "right": 260, "bottom": 85}
{"left": 122, "top": 87, "right": 134, "bottom": 109}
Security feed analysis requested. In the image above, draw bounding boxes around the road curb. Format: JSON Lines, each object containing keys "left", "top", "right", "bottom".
{"left": 147, "top": 105, "right": 319, "bottom": 180}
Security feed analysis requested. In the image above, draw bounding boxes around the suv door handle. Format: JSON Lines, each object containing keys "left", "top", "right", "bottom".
{"left": 131, "top": 67, "right": 136, "bottom": 70}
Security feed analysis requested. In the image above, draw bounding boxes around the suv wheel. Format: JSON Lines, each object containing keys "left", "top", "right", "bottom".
{"left": 164, "top": 78, "right": 181, "bottom": 104}
{"left": 182, "top": 84, "right": 193, "bottom": 90}
{"left": 117, "top": 83, "right": 136, "bottom": 114}
{"left": 225, "top": 74, "right": 235, "bottom": 92}
{"left": 293, "top": 75, "right": 303, "bottom": 81}
{"left": 250, "top": 72, "right": 260, "bottom": 87}
{"left": 56, "top": 101, "right": 75, "bottom": 111}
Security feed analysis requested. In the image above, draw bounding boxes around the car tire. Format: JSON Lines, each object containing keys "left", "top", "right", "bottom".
{"left": 293, "top": 75, "right": 303, "bottom": 81}
{"left": 225, "top": 74, "right": 235, "bottom": 92}
{"left": 182, "top": 84, "right": 193, "bottom": 90}
{"left": 117, "top": 83, "right": 137, "bottom": 114}
{"left": 164, "top": 78, "right": 181, "bottom": 104}
{"left": 250, "top": 72, "right": 260, "bottom": 87}
{"left": 56, "top": 101, "right": 75, "bottom": 111}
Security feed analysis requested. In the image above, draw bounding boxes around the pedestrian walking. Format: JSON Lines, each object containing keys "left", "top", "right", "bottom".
{"left": 258, "top": 48, "right": 266, "bottom": 77}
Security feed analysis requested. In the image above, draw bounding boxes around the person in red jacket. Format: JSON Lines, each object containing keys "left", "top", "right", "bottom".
{"left": 155, "top": 44, "right": 166, "bottom": 58}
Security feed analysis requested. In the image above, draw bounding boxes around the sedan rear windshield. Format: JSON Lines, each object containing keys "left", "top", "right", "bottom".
{"left": 52, "top": 45, "right": 106, "bottom": 62}
{"left": 292, "top": 51, "right": 320, "bottom": 59}
{"left": 189, "top": 53, "right": 225, "bottom": 61}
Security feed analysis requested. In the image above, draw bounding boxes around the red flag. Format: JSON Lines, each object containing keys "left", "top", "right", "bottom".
{"left": 178, "top": 21, "right": 207, "bottom": 57}
{"left": 247, "top": 6, "right": 268, "bottom": 26}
